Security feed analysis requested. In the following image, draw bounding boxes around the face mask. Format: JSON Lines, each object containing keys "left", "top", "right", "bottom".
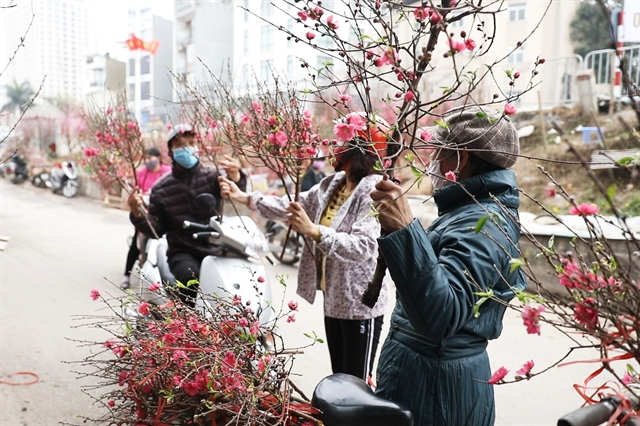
{"left": 145, "top": 160, "right": 158, "bottom": 171}
{"left": 427, "top": 159, "right": 449, "bottom": 191}
{"left": 172, "top": 147, "right": 199, "bottom": 169}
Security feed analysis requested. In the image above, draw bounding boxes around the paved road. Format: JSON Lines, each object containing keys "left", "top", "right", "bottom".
{"left": 0, "top": 179, "right": 615, "bottom": 425}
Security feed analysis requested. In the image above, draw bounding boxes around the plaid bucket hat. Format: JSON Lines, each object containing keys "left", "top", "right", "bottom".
{"left": 426, "top": 105, "right": 520, "bottom": 169}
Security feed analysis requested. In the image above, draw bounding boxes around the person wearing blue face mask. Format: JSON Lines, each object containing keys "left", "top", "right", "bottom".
{"left": 127, "top": 124, "right": 247, "bottom": 305}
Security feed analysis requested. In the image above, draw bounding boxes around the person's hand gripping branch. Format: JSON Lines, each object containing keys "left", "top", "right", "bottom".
{"left": 370, "top": 176, "right": 414, "bottom": 233}
{"left": 218, "top": 155, "right": 242, "bottom": 182}
{"left": 218, "top": 176, "right": 250, "bottom": 206}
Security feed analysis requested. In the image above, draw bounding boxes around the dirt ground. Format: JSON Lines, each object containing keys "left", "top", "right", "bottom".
{"left": 397, "top": 105, "right": 640, "bottom": 216}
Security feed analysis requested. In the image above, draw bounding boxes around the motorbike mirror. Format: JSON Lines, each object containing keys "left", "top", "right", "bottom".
{"left": 195, "top": 193, "right": 220, "bottom": 217}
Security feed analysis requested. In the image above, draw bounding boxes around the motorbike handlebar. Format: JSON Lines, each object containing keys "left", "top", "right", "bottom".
{"left": 183, "top": 220, "right": 213, "bottom": 232}
{"left": 557, "top": 397, "right": 640, "bottom": 426}
{"left": 192, "top": 232, "right": 220, "bottom": 241}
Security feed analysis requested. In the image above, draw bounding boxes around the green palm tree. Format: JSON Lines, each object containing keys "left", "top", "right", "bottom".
{"left": 1, "top": 79, "right": 35, "bottom": 113}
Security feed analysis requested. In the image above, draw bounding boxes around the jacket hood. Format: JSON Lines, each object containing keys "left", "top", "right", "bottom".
{"left": 433, "top": 169, "right": 520, "bottom": 215}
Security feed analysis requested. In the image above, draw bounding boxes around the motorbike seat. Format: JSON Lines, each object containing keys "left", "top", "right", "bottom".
{"left": 156, "top": 239, "right": 176, "bottom": 287}
{"left": 312, "top": 373, "right": 413, "bottom": 426}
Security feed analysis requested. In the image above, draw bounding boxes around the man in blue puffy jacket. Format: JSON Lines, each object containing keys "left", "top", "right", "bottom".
{"left": 370, "top": 105, "right": 527, "bottom": 426}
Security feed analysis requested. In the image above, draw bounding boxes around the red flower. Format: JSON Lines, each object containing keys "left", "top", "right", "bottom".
{"left": 464, "top": 38, "right": 477, "bottom": 51}
{"left": 516, "top": 360, "right": 534, "bottom": 376}
{"left": 404, "top": 91, "right": 416, "bottom": 102}
{"left": 488, "top": 366, "right": 509, "bottom": 384}
{"left": 107, "top": 399, "right": 115, "bottom": 407}
{"left": 543, "top": 185, "right": 556, "bottom": 198}
{"left": 297, "top": 10, "right": 308, "bottom": 21}
{"left": 288, "top": 300, "right": 299, "bottom": 311}
{"left": 414, "top": 7, "right": 429, "bottom": 22}
{"left": 257, "top": 276, "right": 265, "bottom": 283}
{"left": 90, "top": 289, "right": 101, "bottom": 301}
{"left": 138, "top": 302, "right": 149, "bottom": 316}
{"left": 569, "top": 203, "right": 600, "bottom": 216}
{"left": 286, "top": 314, "right": 296, "bottom": 323}
{"left": 521, "top": 304, "right": 545, "bottom": 335}
{"left": 445, "top": 171, "right": 457, "bottom": 182}
{"left": 306, "top": 31, "right": 316, "bottom": 40}
{"left": 574, "top": 298, "right": 598, "bottom": 329}
{"left": 148, "top": 282, "right": 160, "bottom": 291}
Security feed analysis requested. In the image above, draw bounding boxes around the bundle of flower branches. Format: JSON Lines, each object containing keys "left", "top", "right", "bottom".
{"left": 82, "top": 92, "right": 146, "bottom": 193}
{"left": 71, "top": 284, "right": 321, "bottom": 426}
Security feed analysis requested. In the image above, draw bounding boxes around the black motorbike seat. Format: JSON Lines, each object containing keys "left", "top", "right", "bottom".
{"left": 311, "top": 373, "right": 414, "bottom": 426}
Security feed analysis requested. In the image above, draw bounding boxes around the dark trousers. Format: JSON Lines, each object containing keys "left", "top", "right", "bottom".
{"left": 167, "top": 251, "right": 206, "bottom": 306}
{"left": 324, "top": 315, "right": 384, "bottom": 381}
{"left": 124, "top": 229, "right": 139, "bottom": 276}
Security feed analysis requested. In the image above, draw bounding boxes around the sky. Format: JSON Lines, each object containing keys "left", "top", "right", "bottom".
{"left": 87, "top": 0, "right": 174, "bottom": 61}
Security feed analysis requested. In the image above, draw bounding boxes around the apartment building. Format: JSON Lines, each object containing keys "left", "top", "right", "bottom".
{"left": 126, "top": 7, "right": 174, "bottom": 128}
{"left": 397, "top": 1, "right": 580, "bottom": 110}
{"left": 1, "top": 0, "right": 89, "bottom": 102}
{"left": 85, "top": 54, "right": 126, "bottom": 107}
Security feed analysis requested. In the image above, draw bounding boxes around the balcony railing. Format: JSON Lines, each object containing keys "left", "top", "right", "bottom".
{"left": 175, "top": 0, "right": 196, "bottom": 18}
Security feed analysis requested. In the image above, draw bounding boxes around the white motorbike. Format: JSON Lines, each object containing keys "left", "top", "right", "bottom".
{"left": 125, "top": 194, "right": 275, "bottom": 336}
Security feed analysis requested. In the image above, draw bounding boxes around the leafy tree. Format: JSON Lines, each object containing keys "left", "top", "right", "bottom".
{"left": 570, "top": 2, "right": 614, "bottom": 57}
{"left": 1, "top": 79, "right": 35, "bottom": 113}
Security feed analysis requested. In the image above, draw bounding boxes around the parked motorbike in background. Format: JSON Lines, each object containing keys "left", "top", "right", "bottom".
{"left": 264, "top": 219, "right": 301, "bottom": 266}
{"left": 1, "top": 154, "right": 29, "bottom": 184}
{"left": 46, "top": 160, "right": 78, "bottom": 197}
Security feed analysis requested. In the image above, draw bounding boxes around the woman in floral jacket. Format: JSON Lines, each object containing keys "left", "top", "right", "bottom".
{"left": 219, "top": 128, "right": 390, "bottom": 382}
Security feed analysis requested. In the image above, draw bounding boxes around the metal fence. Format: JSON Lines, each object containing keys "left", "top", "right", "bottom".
{"left": 584, "top": 44, "right": 640, "bottom": 94}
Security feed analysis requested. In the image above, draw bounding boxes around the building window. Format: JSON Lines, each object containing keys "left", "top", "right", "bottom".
{"left": 449, "top": 12, "right": 464, "bottom": 28}
{"left": 244, "top": 30, "right": 250, "bottom": 56}
{"left": 506, "top": 46, "right": 525, "bottom": 64}
{"left": 140, "top": 56, "right": 150, "bottom": 74}
{"left": 508, "top": 3, "right": 525, "bottom": 21}
{"left": 242, "top": 64, "right": 250, "bottom": 85}
{"left": 128, "top": 83, "right": 135, "bottom": 101}
{"left": 261, "top": 0, "right": 272, "bottom": 16}
{"left": 141, "top": 81, "right": 150, "bottom": 100}
{"left": 261, "top": 26, "right": 273, "bottom": 52}
{"left": 128, "top": 58, "right": 135, "bottom": 76}
{"left": 260, "top": 59, "right": 273, "bottom": 83}
{"left": 91, "top": 68, "right": 104, "bottom": 87}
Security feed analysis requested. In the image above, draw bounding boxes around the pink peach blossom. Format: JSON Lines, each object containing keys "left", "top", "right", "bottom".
{"left": 448, "top": 39, "right": 466, "bottom": 53}
{"left": 327, "top": 15, "right": 339, "bottom": 30}
{"left": 445, "top": 171, "right": 457, "bottom": 182}
{"left": 504, "top": 103, "right": 517, "bottom": 115}
{"left": 569, "top": 203, "right": 600, "bottom": 216}
{"left": 404, "top": 91, "right": 416, "bottom": 102}
{"left": 339, "top": 93, "right": 352, "bottom": 102}
{"left": 464, "top": 38, "right": 477, "bottom": 51}
{"left": 488, "top": 366, "right": 509, "bottom": 384}
{"left": 297, "top": 10, "right": 308, "bottom": 21}
{"left": 288, "top": 300, "right": 299, "bottom": 311}
{"left": 90, "top": 289, "right": 100, "bottom": 301}
{"left": 420, "top": 130, "right": 433, "bottom": 142}
{"left": 287, "top": 314, "right": 296, "bottom": 323}
{"left": 306, "top": 31, "right": 316, "bottom": 40}
{"left": 414, "top": 7, "right": 429, "bottom": 22}
{"left": 333, "top": 122, "right": 357, "bottom": 141}
{"left": 521, "top": 304, "right": 545, "bottom": 335}
{"left": 149, "top": 282, "right": 160, "bottom": 291}
{"left": 516, "top": 360, "right": 535, "bottom": 376}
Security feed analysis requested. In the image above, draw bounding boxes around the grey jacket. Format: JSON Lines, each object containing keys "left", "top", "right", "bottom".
{"left": 249, "top": 172, "right": 389, "bottom": 320}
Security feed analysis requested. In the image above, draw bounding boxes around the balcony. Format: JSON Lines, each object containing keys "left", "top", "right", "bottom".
{"left": 177, "top": 28, "right": 193, "bottom": 45}
{"left": 175, "top": 0, "right": 196, "bottom": 19}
